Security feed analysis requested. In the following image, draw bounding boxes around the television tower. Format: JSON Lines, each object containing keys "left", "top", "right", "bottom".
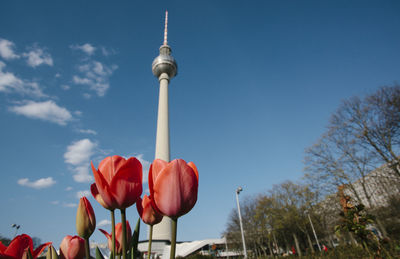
{"left": 151, "top": 10, "right": 177, "bottom": 242}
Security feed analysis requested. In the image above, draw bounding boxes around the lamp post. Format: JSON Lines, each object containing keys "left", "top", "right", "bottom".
{"left": 305, "top": 211, "right": 321, "bottom": 251}
{"left": 11, "top": 224, "right": 20, "bottom": 238}
{"left": 235, "top": 187, "right": 247, "bottom": 258}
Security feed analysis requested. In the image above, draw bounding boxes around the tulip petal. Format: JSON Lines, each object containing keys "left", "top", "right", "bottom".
{"left": 67, "top": 236, "right": 85, "bottom": 259}
{"left": 109, "top": 157, "right": 142, "bottom": 208}
{"left": 136, "top": 196, "right": 143, "bottom": 217}
{"left": 153, "top": 159, "right": 198, "bottom": 218}
{"left": 151, "top": 159, "right": 168, "bottom": 183}
{"left": 92, "top": 161, "right": 118, "bottom": 209}
{"left": 138, "top": 195, "right": 163, "bottom": 225}
{"left": 99, "top": 229, "right": 114, "bottom": 253}
{"left": 32, "top": 242, "right": 51, "bottom": 258}
{"left": 98, "top": 156, "right": 127, "bottom": 184}
{"left": 148, "top": 159, "right": 168, "bottom": 211}
{"left": 0, "top": 241, "right": 6, "bottom": 252}
{"left": 187, "top": 162, "right": 199, "bottom": 181}
{"left": 4, "top": 234, "right": 32, "bottom": 259}
{"left": 91, "top": 183, "right": 113, "bottom": 210}
{"left": 59, "top": 235, "right": 72, "bottom": 259}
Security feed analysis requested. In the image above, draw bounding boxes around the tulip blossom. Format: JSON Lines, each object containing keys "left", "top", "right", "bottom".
{"left": 137, "top": 195, "right": 163, "bottom": 226}
{"left": 59, "top": 235, "right": 85, "bottom": 259}
{"left": 99, "top": 221, "right": 132, "bottom": 255}
{"left": 76, "top": 197, "right": 96, "bottom": 239}
{"left": 149, "top": 159, "right": 199, "bottom": 218}
{"left": 0, "top": 234, "right": 51, "bottom": 259}
{"left": 91, "top": 155, "right": 143, "bottom": 210}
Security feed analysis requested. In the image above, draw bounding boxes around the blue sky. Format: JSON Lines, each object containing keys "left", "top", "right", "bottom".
{"left": 0, "top": 0, "right": 399, "bottom": 247}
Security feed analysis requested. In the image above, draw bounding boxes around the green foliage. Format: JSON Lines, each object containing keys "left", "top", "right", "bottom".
{"left": 130, "top": 218, "right": 140, "bottom": 259}
{"left": 0, "top": 235, "right": 11, "bottom": 246}
{"left": 96, "top": 247, "right": 105, "bottom": 259}
{"left": 335, "top": 203, "right": 376, "bottom": 245}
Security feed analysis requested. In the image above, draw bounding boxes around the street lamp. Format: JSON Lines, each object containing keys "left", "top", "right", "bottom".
{"left": 11, "top": 224, "right": 20, "bottom": 238}
{"left": 235, "top": 187, "right": 247, "bottom": 258}
{"left": 305, "top": 211, "right": 321, "bottom": 251}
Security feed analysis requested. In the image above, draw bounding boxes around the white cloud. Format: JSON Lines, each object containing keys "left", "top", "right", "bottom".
{"left": 63, "top": 203, "right": 77, "bottom": 208}
{"left": 72, "top": 61, "right": 117, "bottom": 96}
{"left": 74, "top": 110, "right": 82, "bottom": 116}
{"left": 78, "top": 129, "right": 97, "bottom": 135}
{"left": 71, "top": 43, "right": 96, "bottom": 55}
{"left": 0, "top": 38, "right": 20, "bottom": 60}
{"left": 17, "top": 177, "right": 56, "bottom": 189}
{"left": 23, "top": 47, "right": 53, "bottom": 67}
{"left": 9, "top": 100, "right": 73, "bottom": 125}
{"left": 83, "top": 93, "right": 91, "bottom": 99}
{"left": 64, "top": 139, "right": 97, "bottom": 183}
{"left": 51, "top": 201, "right": 60, "bottom": 205}
{"left": 61, "top": 84, "right": 70, "bottom": 90}
{"left": 136, "top": 154, "right": 151, "bottom": 183}
{"left": 76, "top": 190, "right": 91, "bottom": 198}
{"left": 0, "top": 61, "right": 45, "bottom": 97}
{"left": 65, "top": 186, "right": 73, "bottom": 191}
{"left": 98, "top": 219, "right": 111, "bottom": 227}
{"left": 73, "top": 76, "right": 91, "bottom": 85}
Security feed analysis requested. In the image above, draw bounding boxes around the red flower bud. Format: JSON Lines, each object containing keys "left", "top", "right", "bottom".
{"left": 99, "top": 221, "right": 132, "bottom": 255}
{"left": 76, "top": 197, "right": 96, "bottom": 239}
{"left": 137, "top": 195, "right": 163, "bottom": 225}
{"left": 59, "top": 235, "right": 85, "bottom": 259}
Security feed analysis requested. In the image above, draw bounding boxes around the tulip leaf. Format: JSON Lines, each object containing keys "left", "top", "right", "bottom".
{"left": 46, "top": 246, "right": 59, "bottom": 259}
{"left": 130, "top": 218, "right": 140, "bottom": 259}
{"left": 96, "top": 247, "right": 105, "bottom": 259}
{"left": 26, "top": 248, "right": 34, "bottom": 259}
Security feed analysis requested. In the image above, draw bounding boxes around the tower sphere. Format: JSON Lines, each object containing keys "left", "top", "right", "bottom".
{"left": 152, "top": 45, "right": 178, "bottom": 79}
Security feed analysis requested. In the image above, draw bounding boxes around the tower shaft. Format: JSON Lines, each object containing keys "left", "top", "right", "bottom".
{"left": 155, "top": 73, "right": 170, "bottom": 161}
{"left": 152, "top": 72, "right": 173, "bottom": 241}
{"left": 151, "top": 11, "right": 177, "bottom": 243}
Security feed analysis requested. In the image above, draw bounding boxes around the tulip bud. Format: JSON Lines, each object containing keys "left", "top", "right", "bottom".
{"left": 59, "top": 235, "right": 85, "bottom": 259}
{"left": 137, "top": 195, "right": 163, "bottom": 226}
{"left": 46, "top": 245, "right": 59, "bottom": 259}
{"left": 76, "top": 197, "right": 96, "bottom": 239}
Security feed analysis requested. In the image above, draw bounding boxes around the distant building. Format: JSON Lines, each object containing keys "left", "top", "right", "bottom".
{"left": 138, "top": 237, "right": 240, "bottom": 259}
{"left": 342, "top": 163, "right": 400, "bottom": 208}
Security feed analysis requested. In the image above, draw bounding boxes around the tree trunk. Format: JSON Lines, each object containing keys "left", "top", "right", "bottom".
{"left": 306, "top": 232, "right": 315, "bottom": 254}
{"left": 292, "top": 233, "right": 302, "bottom": 256}
{"left": 349, "top": 232, "right": 358, "bottom": 246}
{"left": 267, "top": 240, "right": 274, "bottom": 257}
{"left": 375, "top": 218, "right": 388, "bottom": 237}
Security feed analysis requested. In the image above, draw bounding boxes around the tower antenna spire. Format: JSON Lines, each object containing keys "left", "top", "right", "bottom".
{"left": 163, "top": 10, "right": 168, "bottom": 45}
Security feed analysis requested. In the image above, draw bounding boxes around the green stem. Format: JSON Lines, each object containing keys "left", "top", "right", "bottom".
{"left": 85, "top": 237, "right": 90, "bottom": 259}
{"left": 120, "top": 209, "right": 128, "bottom": 259}
{"left": 148, "top": 225, "right": 153, "bottom": 259}
{"left": 111, "top": 210, "right": 116, "bottom": 259}
{"left": 170, "top": 218, "right": 178, "bottom": 259}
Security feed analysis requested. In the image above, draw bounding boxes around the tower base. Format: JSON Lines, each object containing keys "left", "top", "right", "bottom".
{"left": 138, "top": 240, "right": 170, "bottom": 259}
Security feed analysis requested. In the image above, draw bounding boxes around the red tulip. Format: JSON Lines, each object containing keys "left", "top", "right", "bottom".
{"left": 0, "top": 234, "right": 51, "bottom": 259}
{"left": 149, "top": 159, "right": 199, "bottom": 218}
{"left": 99, "top": 221, "right": 132, "bottom": 255}
{"left": 76, "top": 197, "right": 96, "bottom": 239}
{"left": 59, "top": 235, "right": 85, "bottom": 259}
{"left": 91, "top": 156, "right": 143, "bottom": 210}
{"left": 136, "top": 195, "right": 163, "bottom": 225}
